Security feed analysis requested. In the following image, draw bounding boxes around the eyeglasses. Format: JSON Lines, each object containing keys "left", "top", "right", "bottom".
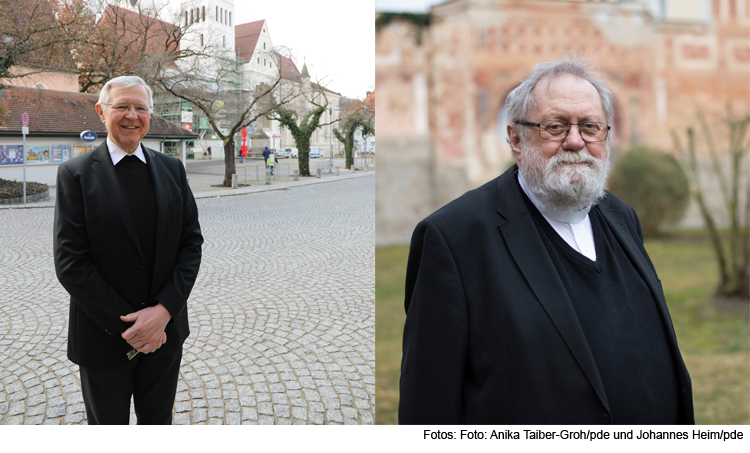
{"left": 100, "top": 103, "right": 153, "bottom": 114}
{"left": 515, "top": 120, "right": 610, "bottom": 142}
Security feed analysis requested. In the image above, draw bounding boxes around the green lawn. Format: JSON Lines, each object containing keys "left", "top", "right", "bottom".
{"left": 375, "top": 231, "right": 749, "bottom": 425}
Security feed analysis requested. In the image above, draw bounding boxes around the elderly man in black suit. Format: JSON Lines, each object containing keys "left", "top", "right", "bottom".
{"left": 54, "top": 76, "right": 203, "bottom": 424}
{"left": 399, "top": 59, "right": 693, "bottom": 425}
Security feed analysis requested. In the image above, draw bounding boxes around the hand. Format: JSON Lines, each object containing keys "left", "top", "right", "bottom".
{"left": 120, "top": 304, "right": 172, "bottom": 354}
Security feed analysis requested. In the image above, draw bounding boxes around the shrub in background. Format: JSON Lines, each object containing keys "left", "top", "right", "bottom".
{"left": 608, "top": 146, "right": 690, "bottom": 236}
{"left": 0, "top": 178, "right": 48, "bottom": 199}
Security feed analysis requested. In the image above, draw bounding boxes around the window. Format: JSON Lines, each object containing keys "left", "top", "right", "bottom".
{"left": 220, "top": 8, "right": 223, "bottom": 24}
{"left": 229, "top": 12, "right": 232, "bottom": 26}
{"left": 202, "top": 6, "right": 205, "bottom": 22}
{"left": 257, "top": 58, "right": 260, "bottom": 64}
{"left": 223, "top": 36, "right": 226, "bottom": 47}
{"left": 200, "top": 34, "right": 203, "bottom": 47}
{"left": 263, "top": 42, "right": 266, "bottom": 50}
{"left": 190, "top": 9, "right": 193, "bottom": 24}
{"left": 216, "top": 6, "right": 218, "bottom": 21}
{"left": 184, "top": 11, "right": 188, "bottom": 27}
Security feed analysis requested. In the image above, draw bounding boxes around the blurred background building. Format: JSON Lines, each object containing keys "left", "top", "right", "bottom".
{"left": 375, "top": 0, "right": 750, "bottom": 245}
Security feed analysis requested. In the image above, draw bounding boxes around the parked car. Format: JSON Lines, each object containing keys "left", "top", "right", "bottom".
{"left": 309, "top": 149, "right": 323, "bottom": 159}
{"left": 284, "top": 148, "right": 298, "bottom": 159}
{"left": 275, "top": 148, "right": 289, "bottom": 158}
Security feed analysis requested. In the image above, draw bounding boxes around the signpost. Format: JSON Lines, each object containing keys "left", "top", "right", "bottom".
{"left": 21, "top": 113, "right": 29, "bottom": 204}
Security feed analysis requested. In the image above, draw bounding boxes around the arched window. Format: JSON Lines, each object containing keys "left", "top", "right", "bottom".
{"left": 216, "top": 6, "right": 218, "bottom": 21}
{"left": 200, "top": 34, "right": 203, "bottom": 47}
{"left": 184, "top": 11, "right": 188, "bottom": 27}
{"left": 229, "top": 12, "right": 232, "bottom": 26}
{"left": 223, "top": 36, "right": 226, "bottom": 47}
{"left": 202, "top": 6, "right": 205, "bottom": 22}
{"left": 220, "top": 8, "right": 223, "bottom": 24}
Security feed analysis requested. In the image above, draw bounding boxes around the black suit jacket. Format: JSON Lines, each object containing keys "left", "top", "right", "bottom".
{"left": 399, "top": 165, "right": 694, "bottom": 424}
{"left": 54, "top": 142, "right": 203, "bottom": 368}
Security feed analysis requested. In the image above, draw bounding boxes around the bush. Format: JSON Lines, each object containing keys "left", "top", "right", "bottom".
{"left": 0, "top": 178, "right": 49, "bottom": 199}
{"left": 608, "top": 146, "right": 690, "bottom": 236}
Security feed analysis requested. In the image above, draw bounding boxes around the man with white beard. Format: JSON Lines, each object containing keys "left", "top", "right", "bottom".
{"left": 398, "top": 59, "right": 694, "bottom": 425}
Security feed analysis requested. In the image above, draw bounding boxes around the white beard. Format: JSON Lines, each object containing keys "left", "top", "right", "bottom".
{"left": 521, "top": 146, "right": 610, "bottom": 212}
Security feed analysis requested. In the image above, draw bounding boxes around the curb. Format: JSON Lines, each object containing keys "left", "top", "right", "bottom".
{"left": 0, "top": 189, "right": 50, "bottom": 205}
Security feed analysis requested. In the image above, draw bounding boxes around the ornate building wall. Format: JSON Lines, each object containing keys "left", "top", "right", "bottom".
{"left": 376, "top": 0, "right": 750, "bottom": 244}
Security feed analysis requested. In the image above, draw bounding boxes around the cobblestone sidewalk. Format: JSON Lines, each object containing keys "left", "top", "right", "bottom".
{"left": 0, "top": 173, "right": 375, "bottom": 424}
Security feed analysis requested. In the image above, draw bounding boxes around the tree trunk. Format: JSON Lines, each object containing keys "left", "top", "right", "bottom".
{"left": 223, "top": 140, "right": 236, "bottom": 187}
{"left": 297, "top": 135, "right": 311, "bottom": 176}
{"left": 344, "top": 133, "right": 354, "bottom": 170}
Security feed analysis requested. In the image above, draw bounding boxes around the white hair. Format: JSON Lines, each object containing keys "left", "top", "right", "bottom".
{"left": 97, "top": 76, "right": 154, "bottom": 111}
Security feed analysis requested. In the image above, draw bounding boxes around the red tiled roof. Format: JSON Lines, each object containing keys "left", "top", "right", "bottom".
{"left": 0, "top": 86, "right": 197, "bottom": 138}
{"left": 233, "top": 20, "right": 340, "bottom": 97}
{"left": 312, "top": 82, "right": 341, "bottom": 97}
{"left": 278, "top": 55, "right": 301, "bottom": 79}
{"left": 102, "top": 5, "right": 180, "bottom": 53}
{"left": 235, "top": 20, "right": 265, "bottom": 62}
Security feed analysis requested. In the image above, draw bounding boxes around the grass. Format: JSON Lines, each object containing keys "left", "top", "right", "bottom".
{"left": 375, "top": 231, "right": 749, "bottom": 425}
{"left": 375, "top": 246, "right": 410, "bottom": 425}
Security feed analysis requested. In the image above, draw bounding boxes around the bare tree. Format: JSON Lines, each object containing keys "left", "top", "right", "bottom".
{"left": 76, "top": 1, "right": 190, "bottom": 93}
{"left": 672, "top": 106, "right": 750, "bottom": 300}
{"left": 0, "top": 0, "right": 89, "bottom": 86}
{"left": 155, "top": 47, "right": 310, "bottom": 186}
{"left": 334, "top": 97, "right": 375, "bottom": 170}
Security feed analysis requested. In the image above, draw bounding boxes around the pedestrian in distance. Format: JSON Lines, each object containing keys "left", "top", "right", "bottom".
{"left": 263, "top": 146, "right": 271, "bottom": 169}
{"left": 268, "top": 151, "right": 276, "bottom": 175}
{"left": 53, "top": 75, "right": 203, "bottom": 425}
{"left": 207, "top": 144, "right": 212, "bottom": 160}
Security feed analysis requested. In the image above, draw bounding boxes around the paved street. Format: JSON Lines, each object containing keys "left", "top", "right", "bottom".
{"left": 0, "top": 171, "right": 375, "bottom": 424}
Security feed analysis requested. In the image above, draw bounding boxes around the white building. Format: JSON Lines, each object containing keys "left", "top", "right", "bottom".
{"left": 164, "top": 1, "right": 342, "bottom": 157}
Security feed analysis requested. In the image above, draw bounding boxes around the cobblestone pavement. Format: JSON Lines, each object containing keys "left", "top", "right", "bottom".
{"left": 0, "top": 172, "right": 375, "bottom": 424}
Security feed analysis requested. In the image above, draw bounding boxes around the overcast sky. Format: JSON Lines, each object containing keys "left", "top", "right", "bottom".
{"left": 375, "top": 0, "right": 442, "bottom": 12}
{"left": 234, "top": 1, "right": 374, "bottom": 100}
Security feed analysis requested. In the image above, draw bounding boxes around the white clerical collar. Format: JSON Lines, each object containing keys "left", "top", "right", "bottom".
{"left": 517, "top": 170, "right": 590, "bottom": 224}
{"left": 107, "top": 138, "right": 146, "bottom": 165}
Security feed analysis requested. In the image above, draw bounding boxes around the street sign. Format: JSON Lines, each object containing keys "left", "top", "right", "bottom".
{"left": 21, "top": 115, "right": 29, "bottom": 204}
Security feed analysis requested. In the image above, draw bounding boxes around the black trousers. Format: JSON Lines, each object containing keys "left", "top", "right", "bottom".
{"left": 79, "top": 346, "right": 182, "bottom": 425}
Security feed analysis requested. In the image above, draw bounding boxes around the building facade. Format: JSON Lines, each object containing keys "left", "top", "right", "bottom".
{"left": 376, "top": 0, "right": 750, "bottom": 244}
{"left": 159, "top": 0, "right": 342, "bottom": 158}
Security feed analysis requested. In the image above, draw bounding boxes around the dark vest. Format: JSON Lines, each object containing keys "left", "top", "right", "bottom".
{"left": 115, "top": 153, "right": 157, "bottom": 305}
{"left": 524, "top": 193, "right": 682, "bottom": 424}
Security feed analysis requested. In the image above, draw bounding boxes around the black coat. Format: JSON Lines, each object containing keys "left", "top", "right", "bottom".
{"left": 399, "top": 165, "right": 693, "bottom": 424}
{"left": 54, "top": 142, "right": 203, "bottom": 368}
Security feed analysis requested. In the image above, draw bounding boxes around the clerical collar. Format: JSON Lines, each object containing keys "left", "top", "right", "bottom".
{"left": 107, "top": 138, "right": 146, "bottom": 165}
{"left": 517, "top": 170, "right": 590, "bottom": 224}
